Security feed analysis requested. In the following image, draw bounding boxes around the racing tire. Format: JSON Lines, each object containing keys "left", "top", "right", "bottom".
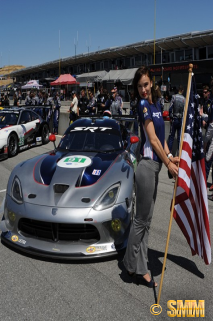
{"left": 41, "top": 124, "right": 50, "bottom": 145}
{"left": 8, "top": 133, "right": 18, "bottom": 157}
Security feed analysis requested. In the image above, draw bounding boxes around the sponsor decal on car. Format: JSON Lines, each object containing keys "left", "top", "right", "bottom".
{"left": 11, "top": 235, "right": 19, "bottom": 242}
{"left": 86, "top": 245, "right": 108, "bottom": 253}
{"left": 11, "top": 235, "right": 26, "bottom": 244}
{"left": 86, "top": 246, "right": 96, "bottom": 253}
{"left": 71, "top": 127, "right": 112, "bottom": 132}
{"left": 92, "top": 169, "right": 101, "bottom": 176}
{"left": 57, "top": 155, "right": 92, "bottom": 168}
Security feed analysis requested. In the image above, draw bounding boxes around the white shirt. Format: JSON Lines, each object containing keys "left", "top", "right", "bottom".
{"left": 71, "top": 96, "right": 78, "bottom": 113}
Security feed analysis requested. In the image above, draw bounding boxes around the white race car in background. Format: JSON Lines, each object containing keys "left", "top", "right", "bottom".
{"left": 0, "top": 107, "right": 49, "bottom": 160}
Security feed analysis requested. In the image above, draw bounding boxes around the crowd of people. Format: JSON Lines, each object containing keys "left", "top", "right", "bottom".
{"left": 68, "top": 86, "right": 124, "bottom": 123}
{"left": 167, "top": 80, "right": 213, "bottom": 200}
{"left": 199, "top": 79, "right": 213, "bottom": 200}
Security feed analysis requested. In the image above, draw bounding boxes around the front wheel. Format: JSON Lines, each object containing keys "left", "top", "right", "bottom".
{"left": 41, "top": 124, "right": 49, "bottom": 144}
{"left": 8, "top": 133, "right": 18, "bottom": 157}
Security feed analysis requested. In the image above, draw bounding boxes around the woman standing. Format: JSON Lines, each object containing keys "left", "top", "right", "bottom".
{"left": 123, "top": 66, "right": 179, "bottom": 288}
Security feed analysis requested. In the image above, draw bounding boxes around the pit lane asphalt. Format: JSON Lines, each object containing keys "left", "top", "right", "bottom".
{"left": 0, "top": 137, "right": 212, "bottom": 321}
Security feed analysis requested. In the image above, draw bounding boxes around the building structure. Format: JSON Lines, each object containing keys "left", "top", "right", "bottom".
{"left": 7, "top": 30, "right": 213, "bottom": 98}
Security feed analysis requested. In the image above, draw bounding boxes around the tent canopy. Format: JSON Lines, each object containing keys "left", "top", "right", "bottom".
{"left": 76, "top": 70, "right": 107, "bottom": 83}
{"left": 21, "top": 80, "right": 43, "bottom": 89}
{"left": 50, "top": 74, "right": 79, "bottom": 86}
{"left": 102, "top": 68, "right": 138, "bottom": 85}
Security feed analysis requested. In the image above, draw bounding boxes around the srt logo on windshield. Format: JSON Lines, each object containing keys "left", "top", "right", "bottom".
{"left": 71, "top": 127, "right": 112, "bottom": 132}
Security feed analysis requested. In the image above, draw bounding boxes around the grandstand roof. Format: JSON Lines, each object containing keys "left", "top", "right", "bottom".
{"left": 8, "top": 30, "right": 213, "bottom": 77}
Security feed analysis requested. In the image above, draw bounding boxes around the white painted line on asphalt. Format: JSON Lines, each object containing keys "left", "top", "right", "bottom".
{"left": 0, "top": 190, "right": 6, "bottom": 193}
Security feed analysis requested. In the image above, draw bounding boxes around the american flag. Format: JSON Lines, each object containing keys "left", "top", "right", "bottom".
{"left": 173, "top": 76, "right": 211, "bottom": 265}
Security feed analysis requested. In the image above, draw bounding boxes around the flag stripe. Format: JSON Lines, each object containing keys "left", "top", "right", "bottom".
{"left": 173, "top": 76, "right": 211, "bottom": 265}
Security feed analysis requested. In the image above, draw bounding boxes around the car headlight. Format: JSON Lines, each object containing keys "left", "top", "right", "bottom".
{"left": 93, "top": 183, "right": 120, "bottom": 211}
{"left": 11, "top": 176, "right": 23, "bottom": 204}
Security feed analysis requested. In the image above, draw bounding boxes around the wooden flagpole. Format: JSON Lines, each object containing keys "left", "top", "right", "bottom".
{"left": 157, "top": 63, "right": 194, "bottom": 305}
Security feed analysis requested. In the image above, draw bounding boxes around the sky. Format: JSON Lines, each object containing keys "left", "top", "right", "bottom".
{"left": 0, "top": 0, "right": 213, "bottom": 68}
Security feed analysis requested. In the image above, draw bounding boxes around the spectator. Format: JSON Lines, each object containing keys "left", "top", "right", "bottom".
{"left": 155, "top": 85, "right": 164, "bottom": 112}
{"left": 87, "top": 90, "right": 96, "bottom": 114}
{"left": 78, "top": 88, "right": 89, "bottom": 115}
{"left": 168, "top": 85, "right": 185, "bottom": 155}
{"left": 18, "top": 90, "right": 22, "bottom": 104}
{"left": 13, "top": 93, "right": 19, "bottom": 106}
{"left": 47, "top": 92, "right": 61, "bottom": 135}
{"left": 96, "top": 86, "right": 106, "bottom": 113}
{"left": 126, "top": 91, "right": 138, "bottom": 135}
{"left": 0, "top": 93, "right": 5, "bottom": 106}
{"left": 200, "top": 85, "right": 211, "bottom": 129}
{"left": 2, "top": 94, "right": 10, "bottom": 107}
{"left": 69, "top": 91, "right": 78, "bottom": 124}
{"left": 110, "top": 88, "right": 122, "bottom": 115}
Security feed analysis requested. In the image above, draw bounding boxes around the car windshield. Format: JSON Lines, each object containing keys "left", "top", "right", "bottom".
{"left": 58, "top": 127, "right": 123, "bottom": 152}
{"left": 0, "top": 112, "right": 19, "bottom": 125}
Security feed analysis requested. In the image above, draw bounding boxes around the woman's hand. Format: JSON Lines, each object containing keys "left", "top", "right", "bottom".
{"left": 168, "top": 159, "right": 179, "bottom": 178}
{"left": 170, "top": 156, "right": 180, "bottom": 165}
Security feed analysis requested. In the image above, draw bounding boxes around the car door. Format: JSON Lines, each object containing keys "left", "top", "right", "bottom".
{"left": 18, "top": 110, "right": 40, "bottom": 145}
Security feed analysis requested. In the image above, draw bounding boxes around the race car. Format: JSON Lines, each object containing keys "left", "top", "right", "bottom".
{"left": 0, "top": 117, "right": 140, "bottom": 259}
{"left": 0, "top": 107, "right": 49, "bottom": 159}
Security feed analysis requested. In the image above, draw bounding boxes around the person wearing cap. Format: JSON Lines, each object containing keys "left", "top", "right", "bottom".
{"left": 168, "top": 85, "right": 185, "bottom": 155}
{"left": 69, "top": 91, "right": 78, "bottom": 124}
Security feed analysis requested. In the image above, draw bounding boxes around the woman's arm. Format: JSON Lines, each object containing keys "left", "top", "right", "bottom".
{"left": 145, "top": 119, "right": 179, "bottom": 177}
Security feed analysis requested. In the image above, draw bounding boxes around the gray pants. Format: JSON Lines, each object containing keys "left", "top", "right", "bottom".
{"left": 123, "top": 158, "right": 162, "bottom": 275}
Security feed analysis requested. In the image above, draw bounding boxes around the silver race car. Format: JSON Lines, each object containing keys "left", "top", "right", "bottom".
{"left": 0, "top": 107, "right": 49, "bottom": 159}
{"left": 0, "top": 117, "right": 140, "bottom": 259}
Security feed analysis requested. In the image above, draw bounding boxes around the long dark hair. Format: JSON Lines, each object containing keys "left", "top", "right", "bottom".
{"left": 132, "top": 66, "right": 158, "bottom": 105}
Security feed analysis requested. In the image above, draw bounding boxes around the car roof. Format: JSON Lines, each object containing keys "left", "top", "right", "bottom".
{"left": 0, "top": 107, "right": 34, "bottom": 113}
{"left": 69, "top": 118, "right": 120, "bottom": 130}
{"left": 0, "top": 108, "right": 21, "bottom": 113}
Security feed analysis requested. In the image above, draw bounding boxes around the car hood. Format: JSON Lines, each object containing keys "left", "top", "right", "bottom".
{"left": 10, "top": 149, "right": 128, "bottom": 208}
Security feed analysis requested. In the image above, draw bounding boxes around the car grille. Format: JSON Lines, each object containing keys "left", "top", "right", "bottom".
{"left": 18, "top": 218, "right": 100, "bottom": 242}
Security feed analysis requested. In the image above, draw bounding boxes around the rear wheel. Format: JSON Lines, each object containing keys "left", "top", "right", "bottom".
{"left": 41, "top": 124, "right": 49, "bottom": 144}
{"left": 8, "top": 133, "right": 18, "bottom": 157}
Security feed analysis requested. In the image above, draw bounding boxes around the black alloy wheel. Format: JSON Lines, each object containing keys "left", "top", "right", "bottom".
{"left": 41, "top": 124, "right": 50, "bottom": 144}
{"left": 8, "top": 133, "right": 18, "bottom": 157}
